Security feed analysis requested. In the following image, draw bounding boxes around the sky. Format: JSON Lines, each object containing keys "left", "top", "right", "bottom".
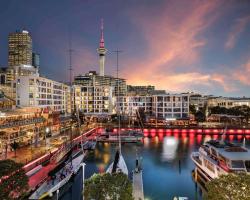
{"left": 0, "top": 0, "right": 250, "bottom": 97}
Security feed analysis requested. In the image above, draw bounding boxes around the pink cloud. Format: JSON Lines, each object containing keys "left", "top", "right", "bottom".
{"left": 234, "top": 60, "right": 250, "bottom": 85}
{"left": 225, "top": 15, "right": 250, "bottom": 50}
{"left": 122, "top": 0, "right": 227, "bottom": 92}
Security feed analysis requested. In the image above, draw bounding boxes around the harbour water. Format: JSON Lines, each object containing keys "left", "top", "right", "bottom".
{"left": 58, "top": 133, "right": 250, "bottom": 200}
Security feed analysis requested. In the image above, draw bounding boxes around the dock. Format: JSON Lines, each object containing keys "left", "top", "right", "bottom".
{"left": 132, "top": 168, "right": 144, "bottom": 200}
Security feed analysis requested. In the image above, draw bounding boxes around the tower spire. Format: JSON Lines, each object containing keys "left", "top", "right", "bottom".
{"left": 99, "top": 19, "right": 105, "bottom": 48}
{"left": 97, "top": 18, "right": 107, "bottom": 76}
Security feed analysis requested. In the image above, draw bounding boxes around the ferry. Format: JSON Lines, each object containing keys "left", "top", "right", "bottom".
{"left": 191, "top": 139, "right": 250, "bottom": 180}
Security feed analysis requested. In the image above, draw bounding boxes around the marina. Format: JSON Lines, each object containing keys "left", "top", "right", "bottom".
{"left": 47, "top": 132, "right": 250, "bottom": 200}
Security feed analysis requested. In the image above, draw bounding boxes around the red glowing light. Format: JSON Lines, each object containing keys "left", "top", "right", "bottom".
{"left": 197, "top": 135, "right": 202, "bottom": 144}
{"left": 205, "top": 129, "right": 210, "bottom": 133}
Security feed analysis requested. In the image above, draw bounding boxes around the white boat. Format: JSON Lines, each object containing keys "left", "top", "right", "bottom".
{"left": 191, "top": 139, "right": 250, "bottom": 180}
{"left": 29, "top": 154, "right": 84, "bottom": 199}
{"left": 106, "top": 150, "right": 128, "bottom": 175}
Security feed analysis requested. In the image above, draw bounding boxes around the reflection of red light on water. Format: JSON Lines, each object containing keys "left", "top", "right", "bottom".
{"left": 174, "top": 133, "right": 179, "bottom": 139}
{"left": 151, "top": 132, "right": 156, "bottom": 137}
{"left": 189, "top": 134, "right": 194, "bottom": 146}
{"left": 197, "top": 135, "right": 202, "bottom": 144}
{"left": 237, "top": 135, "right": 243, "bottom": 140}
{"left": 213, "top": 134, "right": 218, "bottom": 140}
{"left": 181, "top": 132, "right": 187, "bottom": 138}
{"left": 246, "top": 135, "right": 250, "bottom": 139}
{"left": 158, "top": 132, "right": 163, "bottom": 141}
{"left": 159, "top": 129, "right": 163, "bottom": 133}
{"left": 98, "top": 166, "right": 105, "bottom": 173}
{"left": 229, "top": 135, "right": 234, "bottom": 142}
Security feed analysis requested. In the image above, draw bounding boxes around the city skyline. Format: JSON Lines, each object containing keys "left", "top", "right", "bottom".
{"left": 0, "top": 0, "right": 250, "bottom": 97}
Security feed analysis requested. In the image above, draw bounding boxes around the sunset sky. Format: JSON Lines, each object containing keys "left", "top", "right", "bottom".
{"left": 0, "top": 0, "right": 250, "bottom": 96}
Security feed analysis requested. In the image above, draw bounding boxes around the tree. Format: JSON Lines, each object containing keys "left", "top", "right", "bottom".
{"left": 10, "top": 141, "right": 19, "bottom": 158}
{"left": 195, "top": 110, "right": 206, "bottom": 122}
{"left": 189, "top": 104, "right": 196, "bottom": 115}
{"left": 84, "top": 172, "right": 133, "bottom": 200}
{"left": 0, "top": 159, "right": 29, "bottom": 200}
{"left": 204, "top": 173, "right": 250, "bottom": 200}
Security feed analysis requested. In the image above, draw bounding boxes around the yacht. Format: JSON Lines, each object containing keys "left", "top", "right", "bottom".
{"left": 191, "top": 139, "right": 250, "bottom": 180}
{"left": 29, "top": 153, "right": 84, "bottom": 199}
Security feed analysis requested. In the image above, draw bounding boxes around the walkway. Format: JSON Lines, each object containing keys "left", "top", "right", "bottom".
{"left": 133, "top": 169, "right": 144, "bottom": 200}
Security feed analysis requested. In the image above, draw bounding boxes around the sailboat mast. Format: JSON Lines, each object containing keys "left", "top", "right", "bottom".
{"left": 114, "top": 49, "right": 122, "bottom": 153}
{"left": 68, "top": 28, "right": 74, "bottom": 165}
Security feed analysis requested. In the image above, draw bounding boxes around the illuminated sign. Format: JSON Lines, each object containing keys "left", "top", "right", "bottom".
{"left": 0, "top": 117, "right": 45, "bottom": 129}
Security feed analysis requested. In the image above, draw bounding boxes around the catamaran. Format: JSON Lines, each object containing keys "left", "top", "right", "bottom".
{"left": 191, "top": 128, "right": 250, "bottom": 180}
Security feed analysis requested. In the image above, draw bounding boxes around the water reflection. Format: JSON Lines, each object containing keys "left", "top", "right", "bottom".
{"left": 58, "top": 133, "right": 250, "bottom": 200}
{"left": 162, "top": 136, "right": 179, "bottom": 162}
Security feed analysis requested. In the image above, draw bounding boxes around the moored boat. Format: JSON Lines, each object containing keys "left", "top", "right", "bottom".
{"left": 191, "top": 139, "right": 250, "bottom": 180}
{"left": 29, "top": 153, "right": 84, "bottom": 199}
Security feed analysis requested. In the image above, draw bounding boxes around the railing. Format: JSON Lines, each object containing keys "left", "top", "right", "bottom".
{"left": 23, "top": 128, "right": 96, "bottom": 172}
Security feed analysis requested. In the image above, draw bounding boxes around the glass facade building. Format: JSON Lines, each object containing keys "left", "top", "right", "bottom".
{"left": 8, "top": 30, "right": 32, "bottom": 67}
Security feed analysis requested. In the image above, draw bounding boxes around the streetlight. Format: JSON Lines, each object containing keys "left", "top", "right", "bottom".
{"left": 45, "top": 127, "right": 50, "bottom": 150}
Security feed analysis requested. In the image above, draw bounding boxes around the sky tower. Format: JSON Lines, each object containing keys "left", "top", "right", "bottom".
{"left": 97, "top": 19, "right": 107, "bottom": 76}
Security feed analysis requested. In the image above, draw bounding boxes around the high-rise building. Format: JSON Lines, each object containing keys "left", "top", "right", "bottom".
{"left": 8, "top": 30, "right": 32, "bottom": 67}
{"left": 32, "top": 53, "right": 40, "bottom": 68}
{"left": 97, "top": 19, "right": 107, "bottom": 76}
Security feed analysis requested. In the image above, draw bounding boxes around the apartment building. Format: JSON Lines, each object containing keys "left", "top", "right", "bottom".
{"left": 14, "top": 74, "right": 71, "bottom": 114}
{"left": 207, "top": 97, "right": 250, "bottom": 109}
{"left": 152, "top": 94, "right": 189, "bottom": 119}
{"left": 73, "top": 85, "right": 114, "bottom": 115}
{"left": 74, "top": 71, "right": 127, "bottom": 96}
{"left": 116, "top": 96, "right": 152, "bottom": 116}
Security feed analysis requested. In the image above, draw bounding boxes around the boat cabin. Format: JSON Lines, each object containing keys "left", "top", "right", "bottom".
{"left": 201, "top": 140, "right": 250, "bottom": 173}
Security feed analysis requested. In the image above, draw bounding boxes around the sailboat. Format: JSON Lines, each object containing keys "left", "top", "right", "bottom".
{"left": 106, "top": 50, "right": 128, "bottom": 175}
{"left": 29, "top": 106, "right": 85, "bottom": 199}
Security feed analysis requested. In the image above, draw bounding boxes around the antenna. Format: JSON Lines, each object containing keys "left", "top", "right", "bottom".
{"left": 113, "top": 49, "right": 122, "bottom": 153}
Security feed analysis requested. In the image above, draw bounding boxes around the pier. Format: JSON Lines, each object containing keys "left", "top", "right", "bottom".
{"left": 133, "top": 168, "right": 144, "bottom": 200}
